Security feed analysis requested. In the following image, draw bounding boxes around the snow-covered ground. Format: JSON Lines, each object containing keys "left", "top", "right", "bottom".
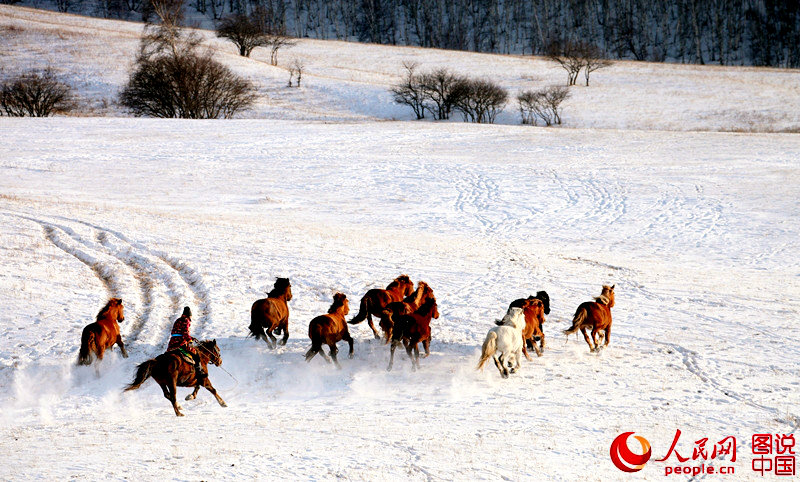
{"left": 1, "top": 5, "right": 799, "bottom": 481}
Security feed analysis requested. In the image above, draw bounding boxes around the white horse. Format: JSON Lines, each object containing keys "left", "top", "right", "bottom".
{"left": 476, "top": 307, "right": 526, "bottom": 378}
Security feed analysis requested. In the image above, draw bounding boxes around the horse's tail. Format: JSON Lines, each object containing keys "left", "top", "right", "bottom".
{"left": 563, "top": 306, "right": 588, "bottom": 336}
{"left": 124, "top": 359, "right": 157, "bottom": 391}
{"left": 348, "top": 295, "right": 370, "bottom": 324}
{"left": 476, "top": 331, "right": 498, "bottom": 370}
{"left": 248, "top": 304, "right": 267, "bottom": 341}
{"left": 77, "top": 326, "right": 95, "bottom": 366}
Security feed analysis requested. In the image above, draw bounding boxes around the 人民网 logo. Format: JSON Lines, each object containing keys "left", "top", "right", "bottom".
{"left": 610, "top": 432, "right": 652, "bottom": 472}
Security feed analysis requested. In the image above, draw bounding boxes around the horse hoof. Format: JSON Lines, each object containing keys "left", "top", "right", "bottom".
{"left": 176, "top": 412, "right": 184, "bottom": 417}
{"left": 279, "top": 340, "right": 287, "bottom": 346}
{"left": 220, "top": 402, "right": 228, "bottom": 407}
{"left": 185, "top": 394, "right": 195, "bottom": 401}
{"left": 348, "top": 354, "right": 354, "bottom": 359}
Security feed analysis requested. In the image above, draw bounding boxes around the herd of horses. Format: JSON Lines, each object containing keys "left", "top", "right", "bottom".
{"left": 76, "top": 275, "right": 615, "bottom": 415}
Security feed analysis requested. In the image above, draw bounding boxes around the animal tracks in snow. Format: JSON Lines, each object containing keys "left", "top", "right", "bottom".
{"left": 8, "top": 212, "right": 212, "bottom": 351}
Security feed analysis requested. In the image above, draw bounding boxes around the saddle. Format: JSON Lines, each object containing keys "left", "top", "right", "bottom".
{"left": 167, "top": 347, "right": 196, "bottom": 365}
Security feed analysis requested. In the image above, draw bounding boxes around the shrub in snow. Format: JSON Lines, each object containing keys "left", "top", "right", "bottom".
{"left": 517, "top": 86, "right": 570, "bottom": 126}
{"left": 0, "top": 69, "right": 73, "bottom": 117}
{"left": 451, "top": 78, "right": 508, "bottom": 124}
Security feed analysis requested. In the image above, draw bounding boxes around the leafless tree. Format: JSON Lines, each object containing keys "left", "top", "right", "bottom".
{"left": 266, "top": 28, "right": 297, "bottom": 66}
{"left": 418, "top": 67, "right": 464, "bottom": 120}
{"left": 581, "top": 44, "right": 613, "bottom": 86}
{"left": 0, "top": 69, "right": 73, "bottom": 117}
{"left": 216, "top": 14, "right": 269, "bottom": 57}
{"left": 547, "top": 41, "right": 585, "bottom": 86}
{"left": 517, "top": 86, "right": 569, "bottom": 126}
{"left": 120, "top": 0, "right": 257, "bottom": 118}
{"left": 390, "top": 61, "right": 425, "bottom": 119}
{"left": 288, "top": 58, "right": 305, "bottom": 87}
{"left": 452, "top": 78, "right": 508, "bottom": 124}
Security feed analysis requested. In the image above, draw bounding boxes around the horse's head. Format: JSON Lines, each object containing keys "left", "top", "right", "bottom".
{"left": 330, "top": 292, "right": 349, "bottom": 316}
{"left": 394, "top": 275, "right": 414, "bottom": 296}
{"left": 429, "top": 298, "right": 440, "bottom": 320}
{"left": 601, "top": 285, "right": 615, "bottom": 308}
{"left": 199, "top": 339, "right": 222, "bottom": 366}
{"left": 527, "top": 298, "right": 545, "bottom": 324}
{"left": 501, "top": 307, "right": 525, "bottom": 330}
{"left": 272, "top": 277, "right": 292, "bottom": 301}
{"left": 98, "top": 298, "right": 125, "bottom": 323}
{"left": 534, "top": 290, "right": 551, "bottom": 315}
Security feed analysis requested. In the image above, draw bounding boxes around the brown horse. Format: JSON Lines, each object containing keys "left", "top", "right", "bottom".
{"left": 77, "top": 298, "right": 128, "bottom": 366}
{"left": 305, "top": 293, "right": 353, "bottom": 368}
{"left": 249, "top": 277, "right": 292, "bottom": 348}
{"left": 387, "top": 297, "right": 439, "bottom": 372}
{"left": 348, "top": 275, "right": 414, "bottom": 339}
{"left": 379, "top": 281, "right": 433, "bottom": 343}
{"left": 124, "top": 339, "right": 226, "bottom": 417}
{"left": 503, "top": 298, "right": 546, "bottom": 359}
{"left": 563, "top": 285, "right": 615, "bottom": 352}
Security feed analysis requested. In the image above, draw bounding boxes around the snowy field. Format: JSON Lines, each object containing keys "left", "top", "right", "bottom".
{"left": 1, "top": 5, "right": 800, "bottom": 481}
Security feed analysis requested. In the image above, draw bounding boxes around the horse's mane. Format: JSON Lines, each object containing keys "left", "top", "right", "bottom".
{"left": 268, "top": 278, "right": 291, "bottom": 297}
{"left": 386, "top": 274, "right": 411, "bottom": 289}
{"left": 328, "top": 293, "right": 348, "bottom": 314}
{"left": 96, "top": 298, "right": 121, "bottom": 321}
{"left": 594, "top": 295, "right": 611, "bottom": 305}
{"left": 595, "top": 285, "right": 615, "bottom": 305}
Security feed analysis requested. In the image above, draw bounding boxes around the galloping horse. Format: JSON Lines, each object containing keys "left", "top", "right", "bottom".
{"left": 77, "top": 298, "right": 128, "bottom": 366}
{"left": 249, "top": 277, "right": 292, "bottom": 348}
{"left": 477, "top": 307, "right": 526, "bottom": 378}
{"left": 379, "top": 281, "right": 433, "bottom": 343}
{"left": 563, "top": 285, "right": 615, "bottom": 352}
{"left": 305, "top": 293, "right": 353, "bottom": 368}
{"left": 124, "top": 339, "right": 226, "bottom": 417}
{"left": 348, "top": 275, "right": 414, "bottom": 339}
{"left": 387, "top": 297, "right": 439, "bottom": 372}
{"left": 503, "top": 297, "right": 546, "bottom": 359}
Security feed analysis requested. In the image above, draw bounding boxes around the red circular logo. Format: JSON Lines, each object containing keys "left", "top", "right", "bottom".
{"left": 610, "top": 432, "right": 652, "bottom": 472}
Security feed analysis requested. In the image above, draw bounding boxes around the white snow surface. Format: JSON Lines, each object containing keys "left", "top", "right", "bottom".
{"left": 1, "top": 5, "right": 800, "bottom": 481}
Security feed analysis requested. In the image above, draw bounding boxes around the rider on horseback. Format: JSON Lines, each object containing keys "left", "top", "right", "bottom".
{"left": 167, "top": 306, "right": 207, "bottom": 380}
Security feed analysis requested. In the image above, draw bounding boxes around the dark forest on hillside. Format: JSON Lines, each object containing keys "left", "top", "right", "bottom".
{"left": 17, "top": 0, "right": 800, "bottom": 67}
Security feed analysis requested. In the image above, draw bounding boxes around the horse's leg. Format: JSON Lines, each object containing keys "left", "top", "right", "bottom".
{"left": 115, "top": 335, "right": 129, "bottom": 358}
{"left": 168, "top": 375, "right": 183, "bottom": 417}
{"left": 422, "top": 339, "right": 430, "bottom": 358}
{"left": 318, "top": 346, "right": 332, "bottom": 364}
{"left": 498, "top": 354, "right": 509, "bottom": 379}
{"left": 367, "top": 313, "right": 381, "bottom": 340}
{"left": 278, "top": 318, "right": 289, "bottom": 346}
{"left": 604, "top": 324, "right": 611, "bottom": 347}
{"left": 185, "top": 385, "right": 200, "bottom": 401}
{"left": 388, "top": 340, "right": 398, "bottom": 371}
{"left": 341, "top": 331, "right": 354, "bottom": 359}
{"left": 412, "top": 344, "right": 421, "bottom": 371}
{"left": 329, "top": 344, "right": 341, "bottom": 369}
{"left": 265, "top": 326, "right": 278, "bottom": 349}
{"left": 591, "top": 326, "right": 600, "bottom": 352}
{"left": 521, "top": 342, "right": 533, "bottom": 361}
{"left": 200, "top": 378, "right": 227, "bottom": 407}
{"left": 580, "top": 327, "right": 595, "bottom": 351}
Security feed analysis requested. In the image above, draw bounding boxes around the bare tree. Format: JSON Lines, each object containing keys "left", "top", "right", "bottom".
{"left": 581, "top": 44, "right": 613, "bottom": 86}
{"left": 266, "top": 28, "right": 297, "bottom": 66}
{"left": 517, "top": 86, "right": 569, "bottom": 126}
{"left": 452, "top": 78, "right": 508, "bottom": 124}
{"left": 390, "top": 61, "right": 425, "bottom": 119}
{"left": 547, "top": 41, "right": 585, "bottom": 86}
{"left": 0, "top": 69, "right": 73, "bottom": 117}
{"left": 418, "top": 68, "right": 464, "bottom": 120}
{"left": 120, "top": 0, "right": 257, "bottom": 118}
{"left": 288, "top": 58, "right": 305, "bottom": 87}
{"left": 216, "top": 14, "right": 269, "bottom": 57}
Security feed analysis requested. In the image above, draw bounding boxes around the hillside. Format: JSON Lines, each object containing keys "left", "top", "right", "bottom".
{"left": 2, "top": 5, "right": 800, "bottom": 132}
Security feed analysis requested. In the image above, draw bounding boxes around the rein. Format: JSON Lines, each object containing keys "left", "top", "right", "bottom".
{"left": 194, "top": 342, "right": 239, "bottom": 388}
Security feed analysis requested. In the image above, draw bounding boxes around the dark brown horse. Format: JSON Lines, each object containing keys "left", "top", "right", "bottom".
{"left": 249, "top": 277, "right": 292, "bottom": 348}
{"left": 124, "top": 339, "right": 226, "bottom": 417}
{"left": 387, "top": 297, "right": 439, "bottom": 372}
{"left": 504, "top": 296, "right": 548, "bottom": 359}
{"left": 305, "top": 293, "right": 353, "bottom": 368}
{"left": 348, "top": 275, "right": 414, "bottom": 339}
{"left": 379, "top": 281, "right": 433, "bottom": 343}
{"left": 564, "top": 285, "right": 615, "bottom": 352}
{"left": 77, "top": 298, "right": 128, "bottom": 366}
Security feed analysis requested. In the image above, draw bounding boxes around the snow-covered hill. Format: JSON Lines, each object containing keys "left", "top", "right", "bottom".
{"left": 1, "top": 5, "right": 799, "bottom": 481}
{"left": 3, "top": 4, "right": 800, "bottom": 132}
